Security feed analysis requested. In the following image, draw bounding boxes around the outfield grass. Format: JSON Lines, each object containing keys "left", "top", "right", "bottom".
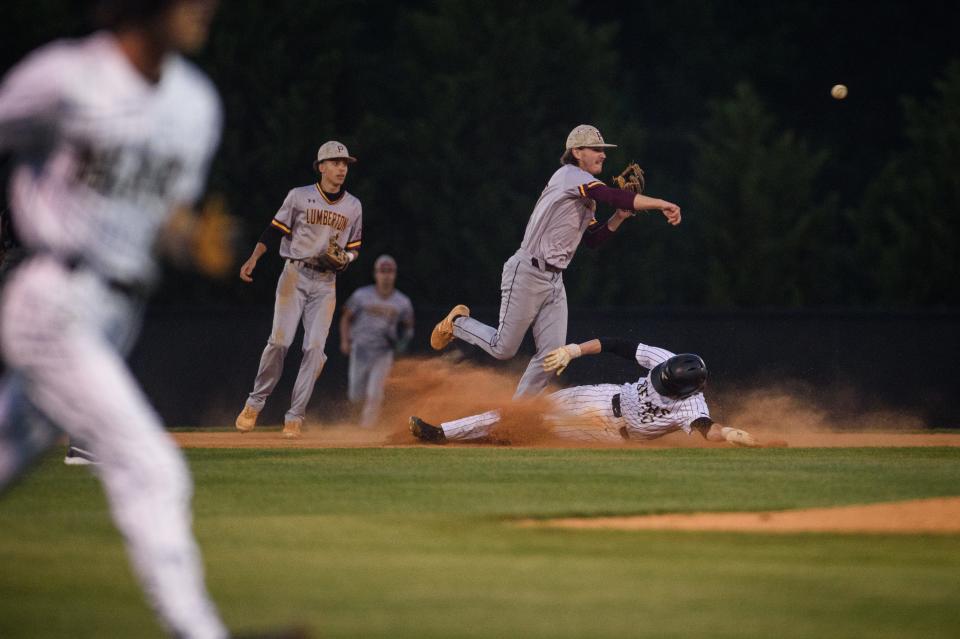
{"left": 1, "top": 447, "right": 959, "bottom": 638}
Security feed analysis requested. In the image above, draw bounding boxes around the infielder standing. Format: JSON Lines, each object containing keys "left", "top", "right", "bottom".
{"left": 339, "top": 254, "right": 414, "bottom": 427}
{"left": 0, "top": 1, "right": 229, "bottom": 637}
{"left": 430, "top": 124, "right": 682, "bottom": 397}
{"left": 411, "top": 338, "right": 762, "bottom": 447}
{"left": 235, "top": 142, "right": 362, "bottom": 438}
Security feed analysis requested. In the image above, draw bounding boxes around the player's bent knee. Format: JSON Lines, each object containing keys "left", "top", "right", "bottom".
{"left": 489, "top": 343, "right": 522, "bottom": 360}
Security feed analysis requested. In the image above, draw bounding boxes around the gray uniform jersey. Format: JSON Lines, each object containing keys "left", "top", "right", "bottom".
{"left": 618, "top": 343, "right": 711, "bottom": 439}
{"left": 344, "top": 285, "right": 413, "bottom": 427}
{"left": 452, "top": 164, "right": 603, "bottom": 396}
{"left": 344, "top": 285, "right": 414, "bottom": 352}
{"left": 272, "top": 185, "right": 362, "bottom": 265}
{"left": 520, "top": 164, "right": 602, "bottom": 269}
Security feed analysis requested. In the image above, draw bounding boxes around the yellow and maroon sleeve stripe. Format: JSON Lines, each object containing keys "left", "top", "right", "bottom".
{"left": 270, "top": 219, "right": 292, "bottom": 235}
{"left": 578, "top": 180, "right": 606, "bottom": 197}
{"left": 345, "top": 239, "right": 362, "bottom": 250}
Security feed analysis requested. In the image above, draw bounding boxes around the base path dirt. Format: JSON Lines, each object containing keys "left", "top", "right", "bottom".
{"left": 523, "top": 497, "right": 960, "bottom": 534}
{"left": 170, "top": 428, "right": 960, "bottom": 450}
{"left": 171, "top": 428, "right": 390, "bottom": 449}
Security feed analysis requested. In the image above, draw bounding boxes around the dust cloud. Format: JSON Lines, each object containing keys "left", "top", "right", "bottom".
{"left": 714, "top": 382, "right": 927, "bottom": 445}
{"left": 379, "top": 355, "right": 556, "bottom": 445}
{"left": 375, "top": 359, "right": 933, "bottom": 447}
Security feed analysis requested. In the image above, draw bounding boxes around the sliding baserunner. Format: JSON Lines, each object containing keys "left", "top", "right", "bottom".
{"left": 411, "top": 337, "right": 765, "bottom": 447}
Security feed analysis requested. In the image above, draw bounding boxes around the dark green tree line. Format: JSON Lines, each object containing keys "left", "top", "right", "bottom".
{"left": 1, "top": 1, "right": 958, "bottom": 309}
{"left": 852, "top": 62, "right": 960, "bottom": 306}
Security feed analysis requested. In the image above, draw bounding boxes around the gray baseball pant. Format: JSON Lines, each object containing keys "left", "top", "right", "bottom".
{"left": 246, "top": 261, "right": 337, "bottom": 425}
{"left": 347, "top": 346, "right": 394, "bottom": 427}
{"left": 452, "top": 250, "right": 567, "bottom": 397}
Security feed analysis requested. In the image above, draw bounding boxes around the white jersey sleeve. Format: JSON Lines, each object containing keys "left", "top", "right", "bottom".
{"left": 674, "top": 394, "right": 712, "bottom": 433}
{"left": 165, "top": 62, "right": 222, "bottom": 206}
{"left": 634, "top": 342, "right": 676, "bottom": 370}
{"left": 0, "top": 42, "right": 68, "bottom": 151}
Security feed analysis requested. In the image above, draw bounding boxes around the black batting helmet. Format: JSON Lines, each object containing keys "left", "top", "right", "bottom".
{"left": 650, "top": 354, "right": 707, "bottom": 399}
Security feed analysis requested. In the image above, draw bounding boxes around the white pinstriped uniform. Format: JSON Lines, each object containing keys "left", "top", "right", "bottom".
{"left": 440, "top": 342, "right": 711, "bottom": 442}
{"left": 0, "top": 33, "right": 226, "bottom": 639}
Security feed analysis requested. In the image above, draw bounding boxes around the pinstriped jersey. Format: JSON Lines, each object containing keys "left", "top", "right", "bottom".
{"left": 519, "top": 164, "right": 602, "bottom": 269}
{"left": 618, "top": 342, "right": 711, "bottom": 439}
{"left": 271, "top": 183, "right": 362, "bottom": 266}
{"left": 0, "top": 32, "right": 222, "bottom": 284}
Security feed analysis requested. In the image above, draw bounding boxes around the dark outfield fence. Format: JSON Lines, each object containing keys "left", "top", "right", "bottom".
{"left": 129, "top": 306, "right": 959, "bottom": 429}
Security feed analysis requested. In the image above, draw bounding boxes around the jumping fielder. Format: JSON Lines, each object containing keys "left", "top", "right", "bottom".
{"left": 235, "top": 142, "right": 362, "bottom": 438}
{"left": 339, "top": 255, "right": 414, "bottom": 427}
{"left": 430, "top": 124, "right": 681, "bottom": 398}
{"left": 410, "top": 337, "right": 762, "bottom": 447}
{"left": 0, "top": 1, "right": 229, "bottom": 637}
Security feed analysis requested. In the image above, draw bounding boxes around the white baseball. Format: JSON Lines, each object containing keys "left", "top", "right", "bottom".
{"left": 831, "top": 84, "right": 848, "bottom": 100}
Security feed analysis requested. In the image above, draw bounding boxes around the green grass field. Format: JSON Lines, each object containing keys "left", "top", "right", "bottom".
{"left": 1, "top": 447, "right": 959, "bottom": 638}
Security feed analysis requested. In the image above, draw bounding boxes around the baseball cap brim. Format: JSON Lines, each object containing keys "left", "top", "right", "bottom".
{"left": 315, "top": 156, "right": 358, "bottom": 164}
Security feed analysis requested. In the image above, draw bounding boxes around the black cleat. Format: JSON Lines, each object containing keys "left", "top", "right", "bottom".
{"left": 64, "top": 445, "right": 98, "bottom": 466}
{"left": 409, "top": 416, "right": 447, "bottom": 444}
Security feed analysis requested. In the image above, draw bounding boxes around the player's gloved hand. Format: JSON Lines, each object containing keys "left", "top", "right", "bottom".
{"left": 543, "top": 343, "right": 582, "bottom": 375}
{"left": 612, "top": 162, "right": 645, "bottom": 194}
{"left": 720, "top": 426, "right": 759, "bottom": 447}
{"left": 319, "top": 235, "right": 351, "bottom": 271}
{"left": 192, "top": 194, "right": 240, "bottom": 278}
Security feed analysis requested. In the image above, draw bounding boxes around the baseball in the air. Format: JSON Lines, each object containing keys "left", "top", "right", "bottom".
{"left": 831, "top": 84, "right": 848, "bottom": 100}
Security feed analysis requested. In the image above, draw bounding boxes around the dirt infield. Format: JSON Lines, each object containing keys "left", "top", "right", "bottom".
{"left": 521, "top": 497, "right": 960, "bottom": 534}
{"left": 171, "top": 428, "right": 960, "bottom": 449}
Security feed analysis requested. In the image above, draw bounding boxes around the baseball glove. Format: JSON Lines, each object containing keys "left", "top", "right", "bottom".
{"left": 192, "top": 194, "right": 238, "bottom": 278}
{"left": 318, "top": 235, "right": 351, "bottom": 271}
{"left": 612, "top": 162, "right": 645, "bottom": 194}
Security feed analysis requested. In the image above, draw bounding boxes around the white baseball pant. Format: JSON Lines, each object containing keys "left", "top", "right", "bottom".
{"left": 0, "top": 257, "right": 227, "bottom": 639}
{"left": 441, "top": 383, "right": 624, "bottom": 443}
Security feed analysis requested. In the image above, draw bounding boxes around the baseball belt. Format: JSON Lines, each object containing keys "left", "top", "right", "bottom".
{"left": 61, "top": 254, "right": 151, "bottom": 298}
{"left": 530, "top": 257, "right": 563, "bottom": 273}
{"left": 287, "top": 258, "right": 332, "bottom": 273}
{"left": 611, "top": 393, "right": 622, "bottom": 418}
